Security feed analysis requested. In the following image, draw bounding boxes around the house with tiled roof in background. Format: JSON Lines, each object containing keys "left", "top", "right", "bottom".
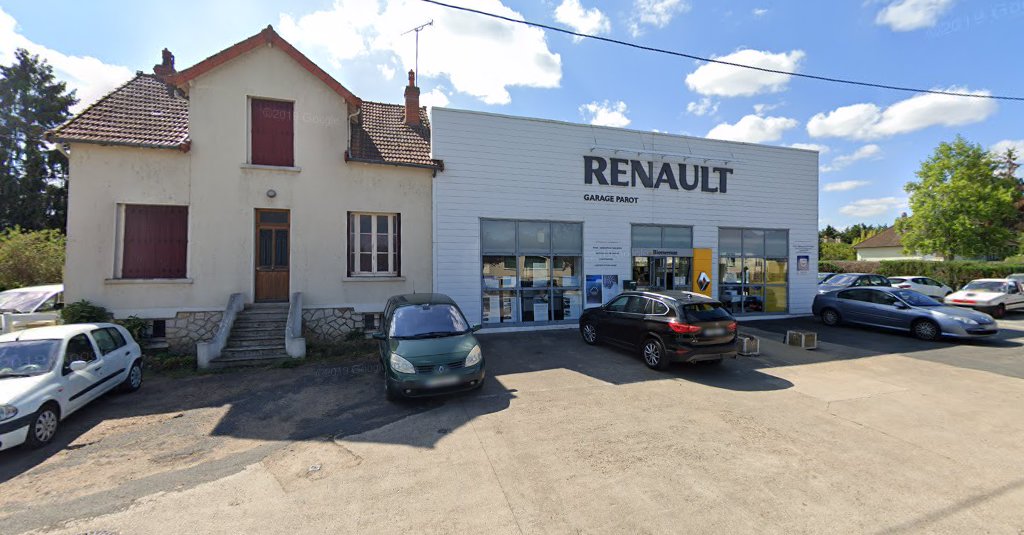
{"left": 49, "top": 26, "right": 441, "bottom": 367}
{"left": 853, "top": 225, "right": 944, "bottom": 261}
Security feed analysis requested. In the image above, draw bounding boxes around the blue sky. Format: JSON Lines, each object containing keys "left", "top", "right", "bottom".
{"left": 2, "top": 0, "right": 1021, "bottom": 229}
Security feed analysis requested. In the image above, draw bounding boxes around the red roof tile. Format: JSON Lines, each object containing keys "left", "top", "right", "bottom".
{"left": 348, "top": 101, "right": 437, "bottom": 168}
{"left": 50, "top": 74, "right": 189, "bottom": 149}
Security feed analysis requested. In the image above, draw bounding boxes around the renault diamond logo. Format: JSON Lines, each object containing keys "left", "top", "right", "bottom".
{"left": 436, "top": 365, "right": 446, "bottom": 374}
{"left": 697, "top": 271, "right": 711, "bottom": 292}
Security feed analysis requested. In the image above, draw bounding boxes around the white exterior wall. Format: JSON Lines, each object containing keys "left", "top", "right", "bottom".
{"left": 430, "top": 107, "right": 819, "bottom": 325}
{"left": 856, "top": 247, "right": 943, "bottom": 261}
{"left": 64, "top": 44, "right": 433, "bottom": 318}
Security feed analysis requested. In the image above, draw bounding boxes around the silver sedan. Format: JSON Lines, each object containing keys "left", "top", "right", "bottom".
{"left": 812, "top": 286, "right": 998, "bottom": 341}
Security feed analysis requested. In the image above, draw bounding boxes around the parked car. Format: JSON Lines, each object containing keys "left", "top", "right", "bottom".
{"left": 886, "top": 276, "right": 953, "bottom": 298}
{"left": 944, "top": 278, "right": 1024, "bottom": 318}
{"left": 579, "top": 290, "right": 738, "bottom": 370}
{"left": 0, "top": 284, "right": 64, "bottom": 314}
{"left": 374, "top": 293, "right": 484, "bottom": 401}
{"left": 813, "top": 287, "right": 997, "bottom": 341}
{"left": 0, "top": 323, "right": 143, "bottom": 451}
{"left": 1008, "top": 273, "right": 1024, "bottom": 283}
{"left": 817, "top": 272, "right": 836, "bottom": 284}
{"left": 816, "top": 273, "right": 891, "bottom": 294}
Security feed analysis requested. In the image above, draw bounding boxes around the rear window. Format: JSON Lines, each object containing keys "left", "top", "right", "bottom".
{"left": 888, "top": 278, "right": 906, "bottom": 284}
{"left": 683, "top": 302, "right": 732, "bottom": 322}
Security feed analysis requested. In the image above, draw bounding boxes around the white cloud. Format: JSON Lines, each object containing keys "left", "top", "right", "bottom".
{"left": 580, "top": 100, "right": 631, "bottom": 127}
{"left": 279, "top": 0, "right": 562, "bottom": 105}
{"left": 377, "top": 63, "right": 396, "bottom": 80}
{"left": 0, "top": 7, "right": 133, "bottom": 113}
{"left": 820, "top": 144, "right": 882, "bottom": 172}
{"left": 706, "top": 114, "right": 798, "bottom": 143}
{"left": 628, "top": 0, "right": 691, "bottom": 37}
{"left": 752, "top": 8, "right": 769, "bottom": 16}
{"left": 789, "top": 143, "right": 830, "bottom": 154}
{"left": 753, "top": 102, "right": 781, "bottom": 115}
{"left": 807, "top": 88, "right": 997, "bottom": 141}
{"left": 875, "top": 0, "right": 954, "bottom": 31}
{"left": 686, "top": 97, "right": 718, "bottom": 116}
{"left": 839, "top": 197, "right": 906, "bottom": 218}
{"left": 554, "top": 0, "right": 610, "bottom": 42}
{"left": 420, "top": 86, "right": 450, "bottom": 108}
{"left": 684, "top": 49, "right": 805, "bottom": 97}
{"left": 990, "top": 139, "right": 1024, "bottom": 156}
{"left": 823, "top": 180, "right": 871, "bottom": 192}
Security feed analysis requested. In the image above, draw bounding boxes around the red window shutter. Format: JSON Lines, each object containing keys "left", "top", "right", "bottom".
{"left": 122, "top": 205, "right": 188, "bottom": 279}
{"left": 394, "top": 214, "right": 401, "bottom": 277}
{"left": 251, "top": 99, "right": 294, "bottom": 167}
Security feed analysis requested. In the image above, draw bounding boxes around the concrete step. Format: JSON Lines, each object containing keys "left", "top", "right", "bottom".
{"left": 220, "top": 346, "right": 287, "bottom": 360}
{"left": 209, "top": 353, "right": 293, "bottom": 369}
{"left": 229, "top": 328, "right": 285, "bottom": 340}
{"left": 236, "top": 311, "right": 289, "bottom": 320}
{"left": 232, "top": 319, "right": 287, "bottom": 329}
{"left": 226, "top": 338, "right": 286, "bottom": 349}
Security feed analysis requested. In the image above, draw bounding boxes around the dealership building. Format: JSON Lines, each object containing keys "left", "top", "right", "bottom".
{"left": 430, "top": 108, "right": 819, "bottom": 329}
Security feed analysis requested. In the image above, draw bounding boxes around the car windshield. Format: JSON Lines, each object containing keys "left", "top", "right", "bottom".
{"left": 823, "top": 274, "right": 858, "bottom": 286}
{"left": 0, "top": 290, "right": 50, "bottom": 313}
{"left": 962, "top": 281, "right": 1008, "bottom": 293}
{"left": 892, "top": 290, "right": 941, "bottom": 307}
{"left": 389, "top": 304, "right": 470, "bottom": 339}
{"left": 683, "top": 302, "right": 733, "bottom": 322}
{"left": 0, "top": 339, "right": 61, "bottom": 377}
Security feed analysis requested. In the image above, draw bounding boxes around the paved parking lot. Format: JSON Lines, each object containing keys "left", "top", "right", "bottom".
{"left": 2, "top": 315, "right": 1024, "bottom": 534}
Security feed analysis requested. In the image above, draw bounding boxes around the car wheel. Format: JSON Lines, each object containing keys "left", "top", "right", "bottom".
{"left": 120, "top": 360, "right": 143, "bottom": 392}
{"left": 641, "top": 338, "right": 670, "bottom": 371}
{"left": 993, "top": 304, "right": 1006, "bottom": 319}
{"left": 384, "top": 377, "right": 402, "bottom": 402}
{"left": 911, "top": 319, "right": 940, "bottom": 341}
{"left": 821, "top": 308, "right": 841, "bottom": 326}
{"left": 25, "top": 403, "right": 60, "bottom": 449}
{"left": 581, "top": 322, "right": 599, "bottom": 345}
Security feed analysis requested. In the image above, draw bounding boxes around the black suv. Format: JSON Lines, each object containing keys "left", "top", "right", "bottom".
{"left": 578, "top": 290, "right": 738, "bottom": 370}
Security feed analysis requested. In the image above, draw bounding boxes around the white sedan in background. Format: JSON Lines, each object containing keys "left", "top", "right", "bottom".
{"left": 887, "top": 276, "right": 953, "bottom": 298}
{"left": 944, "top": 278, "right": 1024, "bottom": 318}
{"left": 0, "top": 323, "right": 142, "bottom": 451}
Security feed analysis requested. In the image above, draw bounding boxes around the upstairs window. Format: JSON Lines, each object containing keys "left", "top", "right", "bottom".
{"left": 121, "top": 204, "right": 188, "bottom": 279}
{"left": 250, "top": 98, "right": 294, "bottom": 167}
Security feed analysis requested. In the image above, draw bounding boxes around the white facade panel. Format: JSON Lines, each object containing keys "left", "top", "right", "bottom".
{"left": 430, "top": 107, "right": 819, "bottom": 326}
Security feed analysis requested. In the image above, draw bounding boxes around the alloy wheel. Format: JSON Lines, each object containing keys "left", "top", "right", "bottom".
{"left": 129, "top": 365, "right": 142, "bottom": 389}
{"left": 34, "top": 409, "right": 58, "bottom": 443}
{"left": 822, "top": 309, "right": 839, "bottom": 326}
{"left": 582, "top": 324, "right": 597, "bottom": 343}
{"left": 914, "top": 321, "right": 938, "bottom": 340}
{"left": 643, "top": 341, "right": 661, "bottom": 367}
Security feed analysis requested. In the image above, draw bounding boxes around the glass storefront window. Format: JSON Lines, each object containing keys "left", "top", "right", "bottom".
{"left": 663, "top": 227, "right": 692, "bottom": 249}
{"left": 481, "top": 220, "right": 582, "bottom": 324}
{"left": 720, "top": 228, "right": 788, "bottom": 315}
{"left": 631, "top": 225, "right": 662, "bottom": 248}
{"left": 632, "top": 257, "right": 651, "bottom": 287}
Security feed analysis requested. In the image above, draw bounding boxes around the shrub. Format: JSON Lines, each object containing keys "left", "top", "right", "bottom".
{"left": 817, "top": 261, "right": 840, "bottom": 273}
{"left": 819, "top": 242, "right": 856, "bottom": 261}
{"left": 832, "top": 260, "right": 881, "bottom": 274}
{"left": 116, "top": 315, "right": 149, "bottom": 341}
{"left": 876, "top": 260, "right": 1024, "bottom": 289}
{"left": 0, "top": 227, "right": 65, "bottom": 291}
{"left": 61, "top": 300, "right": 112, "bottom": 324}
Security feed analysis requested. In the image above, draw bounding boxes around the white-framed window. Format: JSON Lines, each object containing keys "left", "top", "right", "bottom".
{"left": 348, "top": 212, "right": 400, "bottom": 276}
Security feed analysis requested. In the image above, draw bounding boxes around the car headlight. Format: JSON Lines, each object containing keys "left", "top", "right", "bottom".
{"left": 952, "top": 316, "right": 979, "bottom": 325}
{"left": 464, "top": 345, "right": 482, "bottom": 367}
{"left": 389, "top": 354, "right": 415, "bottom": 374}
{"left": 0, "top": 404, "right": 18, "bottom": 422}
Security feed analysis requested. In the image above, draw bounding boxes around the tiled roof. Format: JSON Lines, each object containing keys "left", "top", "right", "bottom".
{"left": 853, "top": 226, "right": 901, "bottom": 248}
{"left": 348, "top": 101, "right": 437, "bottom": 168}
{"left": 50, "top": 74, "right": 189, "bottom": 149}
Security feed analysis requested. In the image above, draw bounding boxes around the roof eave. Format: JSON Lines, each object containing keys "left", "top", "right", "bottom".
{"left": 51, "top": 137, "right": 192, "bottom": 152}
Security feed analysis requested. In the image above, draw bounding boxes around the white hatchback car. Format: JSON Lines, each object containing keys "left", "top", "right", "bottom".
{"left": 887, "top": 276, "right": 953, "bottom": 299}
{"left": 944, "top": 278, "right": 1024, "bottom": 318}
{"left": 0, "top": 323, "right": 142, "bottom": 451}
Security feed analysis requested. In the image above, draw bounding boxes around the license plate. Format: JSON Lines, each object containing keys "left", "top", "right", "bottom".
{"left": 703, "top": 328, "right": 725, "bottom": 337}
{"left": 425, "top": 376, "right": 460, "bottom": 388}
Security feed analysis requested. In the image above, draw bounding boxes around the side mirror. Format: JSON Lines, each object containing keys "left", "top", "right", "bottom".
{"left": 471, "top": 324, "right": 482, "bottom": 332}
{"left": 69, "top": 360, "right": 88, "bottom": 372}
{"left": 371, "top": 332, "right": 386, "bottom": 341}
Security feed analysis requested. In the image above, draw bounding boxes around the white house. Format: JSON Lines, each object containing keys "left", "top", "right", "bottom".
{"left": 51, "top": 27, "right": 439, "bottom": 364}
{"left": 853, "top": 227, "right": 943, "bottom": 261}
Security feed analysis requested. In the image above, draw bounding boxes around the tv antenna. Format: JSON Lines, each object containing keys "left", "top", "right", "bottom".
{"left": 402, "top": 20, "right": 433, "bottom": 83}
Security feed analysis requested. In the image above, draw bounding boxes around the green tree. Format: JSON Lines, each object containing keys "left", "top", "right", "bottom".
{"left": 819, "top": 225, "right": 840, "bottom": 242}
{"left": 819, "top": 241, "right": 856, "bottom": 261}
{"left": 897, "top": 136, "right": 1021, "bottom": 260}
{"left": 0, "top": 226, "right": 65, "bottom": 290}
{"left": 0, "top": 49, "right": 77, "bottom": 231}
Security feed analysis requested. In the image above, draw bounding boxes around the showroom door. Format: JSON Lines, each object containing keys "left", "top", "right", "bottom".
{"left": 254, "top": 209, "right": 290, "bottom": 302}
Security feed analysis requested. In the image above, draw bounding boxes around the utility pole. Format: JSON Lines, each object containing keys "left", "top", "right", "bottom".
{"left": 402, "top": 20, "right": 433, "bottom": 83}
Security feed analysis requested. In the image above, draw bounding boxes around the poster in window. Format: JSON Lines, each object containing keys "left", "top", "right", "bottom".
{"left": 602, "top": 275, "right": 619, "bottom": 303}
{"left": 797, "top": 255, "right": 810, "bottom": 272}
{"left": 585, "top": 275, "right": 603, "bottom": 305}
{"left": 563, "top": 292, "right": 582, "bottom": 319}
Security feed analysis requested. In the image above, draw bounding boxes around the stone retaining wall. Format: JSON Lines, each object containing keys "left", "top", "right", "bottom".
{"left": 165, "top": 311, "right": 223, "bottom": 354}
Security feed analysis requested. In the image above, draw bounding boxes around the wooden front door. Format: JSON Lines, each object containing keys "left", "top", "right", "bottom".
{"left": 255, "top": 209, "right": 290, "bottom": 302}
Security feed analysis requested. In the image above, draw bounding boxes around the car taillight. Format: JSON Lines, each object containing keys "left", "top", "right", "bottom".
{"left": 898, "top": 284, "right": 911, "bottom": 289}
{"left": 668, "top": 320, "right": 702, "bottom": 334}
{"left": 727, "top": 321, "right": 737, "bottom": 332}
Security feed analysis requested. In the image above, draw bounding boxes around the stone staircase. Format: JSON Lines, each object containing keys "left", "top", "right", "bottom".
{"left": 210, "top": 303, "right": 290, "bottom": 368}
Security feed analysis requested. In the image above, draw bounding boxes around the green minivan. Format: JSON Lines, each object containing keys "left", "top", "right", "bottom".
{"left": 374, "top": 293, "right": 485, "bottom": 401}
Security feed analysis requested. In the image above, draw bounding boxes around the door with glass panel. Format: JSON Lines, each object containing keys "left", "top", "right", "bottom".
{"left": 718, "top": 228, "right": 788, "bottom": 314}
{"left": 255, "top": 209, "right": 289, "bottom": 302}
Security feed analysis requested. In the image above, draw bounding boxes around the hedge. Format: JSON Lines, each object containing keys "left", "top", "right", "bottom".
{"left": 827, "top": 259, "right": 1024, "bottom": 290}
{"left": 0, "top": 227, "right": 65, "bottom": 291}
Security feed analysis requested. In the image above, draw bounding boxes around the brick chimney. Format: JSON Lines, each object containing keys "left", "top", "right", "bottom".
{"left": 404, "top": 70, "right": 420, "bottom": 126}
{"left": 153, "top": 48, "right": 176, "bottom": 77}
